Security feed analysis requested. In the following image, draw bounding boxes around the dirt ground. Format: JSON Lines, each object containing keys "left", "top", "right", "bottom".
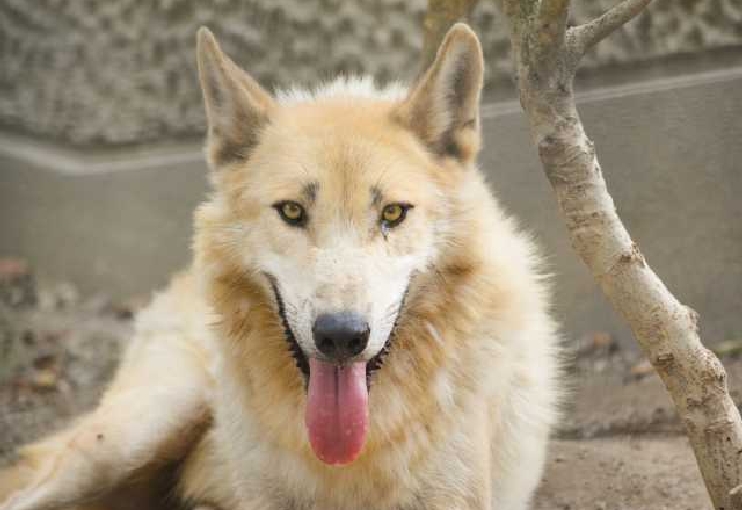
{"left": 1, "top": 264, "right": 739, "bottom": 509}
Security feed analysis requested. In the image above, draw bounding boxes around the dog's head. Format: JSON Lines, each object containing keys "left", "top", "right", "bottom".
{"left": 195, "top": 24, "right": 483, "bottom": 465}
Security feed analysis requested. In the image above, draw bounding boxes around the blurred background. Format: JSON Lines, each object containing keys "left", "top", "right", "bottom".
{"left": 0, "top": 1, "right": 741, "bottom": 508}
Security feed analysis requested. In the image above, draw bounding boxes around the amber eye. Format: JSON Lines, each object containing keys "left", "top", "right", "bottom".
{"left": 273, "top": 201, "right": 306, "bottom": 227}
{"left": 381, "top": 203, "right": 412, "bottom": 229}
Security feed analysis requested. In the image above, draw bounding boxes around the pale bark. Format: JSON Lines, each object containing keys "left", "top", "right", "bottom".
{"left": 422, "top": 1, "right": 742, "bottom": 508}
{"left": 569, "top": 0, "right": 653, "bottom": 53}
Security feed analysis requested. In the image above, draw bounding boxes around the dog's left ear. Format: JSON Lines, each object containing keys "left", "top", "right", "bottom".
{"left": 197, "top": 27, "right": 275, "bottom": 169}
{"left": 395, "top": 23, "right": 484, "bottom": 165}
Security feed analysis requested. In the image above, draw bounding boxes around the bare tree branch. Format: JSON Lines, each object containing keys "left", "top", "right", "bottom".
{"left": 498, "top": 0, "right": 527, "bottom": 87}
{"left": 535, "top": 0, "right": 570, "bottom": 51}
{"left": 570, "top": 0, "right": 653, "bottom": 55}
{"left": 419, "top": 0, "right": 479, "bottom": 72}
{"left": 500, "top": 0, "right": 540, "bottom": 37}
{"left": 487, "top": 0, "right": 742, "bottom": 508}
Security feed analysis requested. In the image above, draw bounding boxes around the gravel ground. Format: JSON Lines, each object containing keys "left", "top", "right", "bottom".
{"left": 1, "top": 262, "right": 739, "bottom": 509}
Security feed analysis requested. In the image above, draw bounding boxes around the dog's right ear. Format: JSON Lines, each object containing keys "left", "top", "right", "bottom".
{"left": 197, "top": 27, "right": 275, "bottom": 169}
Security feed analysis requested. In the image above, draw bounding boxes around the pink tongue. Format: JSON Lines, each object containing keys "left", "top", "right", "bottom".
{"left": 306, "top": 358, "right": 369, "bottom": 465}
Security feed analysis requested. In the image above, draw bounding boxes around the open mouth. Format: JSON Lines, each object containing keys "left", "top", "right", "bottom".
{"left": 266, "top": 274, "right": 406, "bottom": 390}
{"left": 266, "top": 274, "right": 408, "bottom": 466}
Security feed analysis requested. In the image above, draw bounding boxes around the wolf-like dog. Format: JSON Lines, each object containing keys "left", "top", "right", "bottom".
{"left": 0, "top": 24, "right": 560, "bottom": 510}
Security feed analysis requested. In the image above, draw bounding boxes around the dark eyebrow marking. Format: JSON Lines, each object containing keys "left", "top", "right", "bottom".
{"left": 370, "top": 186, "right": 383, "bottom": 206}
{"left": 302, "top": 182, "right": 318, "bottom": 203}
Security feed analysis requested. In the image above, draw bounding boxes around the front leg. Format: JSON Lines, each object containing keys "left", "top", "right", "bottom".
{"left": 0, "top": 323, "right": 214, "bottom": 510}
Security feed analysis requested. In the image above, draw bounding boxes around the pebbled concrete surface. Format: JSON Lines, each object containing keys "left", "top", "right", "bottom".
{"left": 0, "top": 0, "right": 740, "bottom": 144}
{"left": 535, "top": 437, "right": 712, "bottom": 510}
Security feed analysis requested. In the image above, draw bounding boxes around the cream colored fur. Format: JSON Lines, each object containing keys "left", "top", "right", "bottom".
{"left": 0, "top": 24, "right": 560, "bottom": 510}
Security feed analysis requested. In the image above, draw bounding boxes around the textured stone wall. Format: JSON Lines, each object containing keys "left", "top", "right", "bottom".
{"left": 1, "top": 0, "right": 741, "bottom": 145}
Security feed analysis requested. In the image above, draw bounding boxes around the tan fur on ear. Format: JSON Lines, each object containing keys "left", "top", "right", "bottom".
{"left": 395, "top": 23, "right": 484, "bottom": 164}
{"left": 196, "top": 27, "right": 275, "bottom": 169}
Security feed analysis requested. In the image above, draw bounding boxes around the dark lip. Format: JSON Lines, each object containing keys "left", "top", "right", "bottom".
{"left": 265, "top": 273, "right": 409, "bottom": 391}
{"left": 266, "top": 274, "right": 310, "bottom": 380}
{"left": 364, "top": 285, "right": 409, "bottom": 388}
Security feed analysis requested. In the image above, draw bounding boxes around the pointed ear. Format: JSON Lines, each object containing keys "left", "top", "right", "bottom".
{"left": 395, "top": 23, "right": 484, "bottom": 164}
{"left": 196, "top": 27, "right": 275, "bottom": 169}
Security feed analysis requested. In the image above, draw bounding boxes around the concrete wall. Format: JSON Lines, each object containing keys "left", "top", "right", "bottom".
{"left": 2, "top": 65, "right": 741, "bottom": 349}
{"left": 1, "top": 0, "right": 741, "bottom": 144}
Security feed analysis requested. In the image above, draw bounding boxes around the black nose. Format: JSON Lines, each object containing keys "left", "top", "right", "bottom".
{"left": 313, "top": 312, "right": 370, "bottom": 362}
